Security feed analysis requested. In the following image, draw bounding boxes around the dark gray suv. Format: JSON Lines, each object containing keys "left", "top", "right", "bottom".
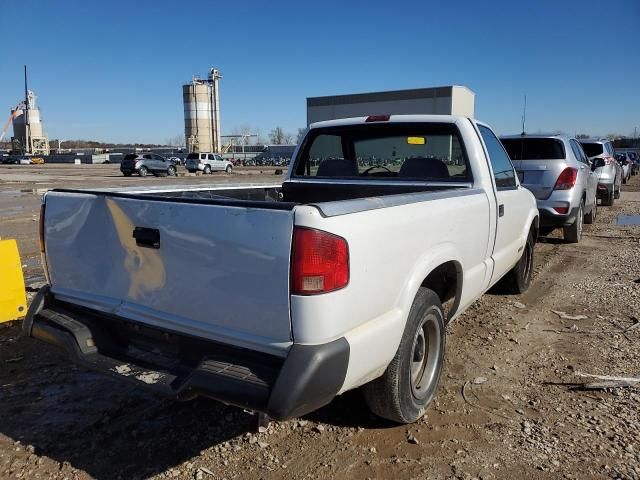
{"left": 120, "top": 154, "right": 178, "bottom": 177}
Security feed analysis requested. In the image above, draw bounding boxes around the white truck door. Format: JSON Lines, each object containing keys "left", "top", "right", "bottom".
{"left": 214, "top": 154, "right": 225, "bottom": 170}
{"left": 477, "top": 125, "right": 529, "bottom": 283}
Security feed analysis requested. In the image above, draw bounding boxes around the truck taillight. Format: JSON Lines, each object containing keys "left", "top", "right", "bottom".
{"left": 39, "top": 204, "right": 46, "bottom": 253}
{"left": 554, "top": 167, "right": 578, "bottom": 190}
{"left": 291, "top": 227, "right": 349, "bottom": 295}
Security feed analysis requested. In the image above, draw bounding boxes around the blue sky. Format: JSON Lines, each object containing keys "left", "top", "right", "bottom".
{"left": 2, "top": 0, "right": 639, "bottom": 143}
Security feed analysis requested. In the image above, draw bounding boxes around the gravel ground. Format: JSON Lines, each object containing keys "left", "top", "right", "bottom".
{"left": 0, "top": 165, "right": 638, "bottom": 479}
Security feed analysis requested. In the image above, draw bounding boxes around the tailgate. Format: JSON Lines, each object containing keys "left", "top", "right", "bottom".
{"left": 42, "top": 191, "right": 294, "bottom": 355}
{"left": 512, "top": 159, "right": 563, "bottom": 200}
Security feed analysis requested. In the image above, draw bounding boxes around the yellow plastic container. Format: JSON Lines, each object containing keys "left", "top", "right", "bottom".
{"left": 0, "top": 239, "right": 27, "bottom": 323}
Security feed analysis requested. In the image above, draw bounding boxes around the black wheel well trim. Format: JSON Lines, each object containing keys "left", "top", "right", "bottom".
{"left": 420, "top": 260, "right": 462, "bottom": 322}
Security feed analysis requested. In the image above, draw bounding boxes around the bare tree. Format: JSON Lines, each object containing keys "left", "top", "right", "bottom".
{"left": 269, "top": 127, "right": 286, "bottom": 144}
{"left": 296, "top": 127, "right": 306, "bottom": 143}
{"left": 575, "top": 133, "right": 590, "bottom": 139}
{"left": 165, "top": 134, "right": 185, "bottom": 146}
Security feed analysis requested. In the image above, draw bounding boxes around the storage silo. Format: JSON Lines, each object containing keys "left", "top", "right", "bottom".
{"left": 11, "top": 89, "right": 50, "bottom": 155}
{"left": 183, "top": 68, "right": 222, "bottom": 153}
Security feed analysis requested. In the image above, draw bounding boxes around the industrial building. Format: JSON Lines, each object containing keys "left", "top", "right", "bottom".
{"left": 183, "top": 68, "right": 222, "bottom": 153}
{"left": 1, "top": 67, "right": 50, "bottom": 156}
{"left": 306, "top": 85, "right": 475, "bottom": 125}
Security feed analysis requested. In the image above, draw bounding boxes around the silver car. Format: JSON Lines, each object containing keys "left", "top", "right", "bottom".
{"left": 578, "top": 139, "right": 622, "bottom": 206}
{"left": 120, "top": 153, "right": 178, "bottom": 177}
{"left": 185, "top": 152, "right": 233, "bottom": 174}
{"left": 501, "top": 135, "right": 597, "bottom": 243}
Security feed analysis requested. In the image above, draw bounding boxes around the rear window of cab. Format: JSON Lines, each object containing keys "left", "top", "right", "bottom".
{"left": 293, "top": 123, "right": 470, "bottom": 182}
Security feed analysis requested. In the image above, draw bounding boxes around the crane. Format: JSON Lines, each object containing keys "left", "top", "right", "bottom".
{"left": 0, "top": 103, "right": 23, "bottom": 143}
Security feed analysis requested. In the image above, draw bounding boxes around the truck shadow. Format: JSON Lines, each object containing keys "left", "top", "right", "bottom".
{"left": 0, "top": 322, "right": 257, "bottom": 479}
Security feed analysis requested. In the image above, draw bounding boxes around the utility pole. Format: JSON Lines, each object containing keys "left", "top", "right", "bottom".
{"left": 24, "top": 65, "right": 30, "bottom": 154}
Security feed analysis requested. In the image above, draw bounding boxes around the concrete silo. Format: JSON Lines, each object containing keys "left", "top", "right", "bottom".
{"left": 11, "top": 66, "right": 50, "bottom": 155}
{"left": 183, "top": 68, "right": 222, "bottom": 153}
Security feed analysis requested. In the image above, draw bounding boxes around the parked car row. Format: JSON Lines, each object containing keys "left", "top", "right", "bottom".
{"left": 500, "top": 135, "right": 629, "bottom": 243}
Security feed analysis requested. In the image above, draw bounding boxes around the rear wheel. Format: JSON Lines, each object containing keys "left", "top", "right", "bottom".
{"left": 203, "top": 165, "right": 212, "bottom": 174}
{"left": 501, "top": 229, "right": 535, "bottom": 293}
{"left": 563, "top": 202, "right": 583, "bottom": 243}
{"left": 138, "top": 166, "right": 148, "bottom": 177}
{"left": 614, "top": 185, "right": 621, "bottom": 199}
{"left": 363, "top": 288, "right": 445, "bottom": 424}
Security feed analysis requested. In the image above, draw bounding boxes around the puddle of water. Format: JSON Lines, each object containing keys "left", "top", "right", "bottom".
{"left": 615, "top": 214, "right": 640, "bottom": 226}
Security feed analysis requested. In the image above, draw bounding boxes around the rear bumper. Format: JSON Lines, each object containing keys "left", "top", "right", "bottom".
{"left": 538, "top": 205, "right": 580, "bottom": 228}
{"left": 596, "top": 182, "right": 614, "bottom": 198}
{"left": 24, "top": 287, "right": 349, "bottom": 420}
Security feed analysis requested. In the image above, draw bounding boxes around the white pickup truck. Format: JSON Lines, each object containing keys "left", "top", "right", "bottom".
{"left": 26, "top": 115, "right": 538, "bottom": 424}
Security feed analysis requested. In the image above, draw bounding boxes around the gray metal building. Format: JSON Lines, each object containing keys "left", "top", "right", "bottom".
{"left": 306, "top": 86, "right": 475, "bottom": 125}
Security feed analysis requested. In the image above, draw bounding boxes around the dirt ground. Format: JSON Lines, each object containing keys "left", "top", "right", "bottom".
{"left": 0, "top": 164, "right": 638, "bottom": 480}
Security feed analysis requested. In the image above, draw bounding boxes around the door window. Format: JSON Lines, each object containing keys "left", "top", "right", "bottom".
{"left": 478, "top": 125, "right": 516, "bottom": 189}
{"left": 208, "top": 154, "right": 215, "bottom": 160}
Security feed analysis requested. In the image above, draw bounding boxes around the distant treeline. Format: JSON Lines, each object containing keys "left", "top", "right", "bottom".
{"left": 49, "top": 139, "right": 168, "bottom": 149}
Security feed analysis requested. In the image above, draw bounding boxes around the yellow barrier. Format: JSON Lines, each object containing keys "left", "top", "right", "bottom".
{"left": 0, "top": 239, "right": 27, "bottom": 323}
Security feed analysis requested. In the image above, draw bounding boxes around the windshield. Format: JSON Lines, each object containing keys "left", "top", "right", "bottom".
{"left": 501, "top": 138, "right": 565, "bottom": 160}
{"left": 580, "top": 142, "right": 604, "bottom": 157}
{"left": 293, "top": 123, "right": 470, "bottom": 181}
{"left": 124, "top": 154, "right": 138, "bottom": 160}
{"left": 186, "top": 153, "right": 199, "bottom": 159}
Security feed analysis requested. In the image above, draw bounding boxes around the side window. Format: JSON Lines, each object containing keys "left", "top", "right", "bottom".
{"left": 208, "top": 154, "right": 215, "bottom": 160}
{"left": 570, "top": 140, "right": 586, "bottom": 164}
{"left": 478, "top": 125, "right": 516, "bottom": 189}
{"left": 215, "top": 155, "right": 223, "bottom": 161}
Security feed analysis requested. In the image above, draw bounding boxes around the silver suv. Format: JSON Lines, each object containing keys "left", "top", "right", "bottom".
{"left": 185, "top": 153, "right": 233, "bottom": 174}
{"left": 120, "top": 154, "right": 178, "bottom": 177}
{"left": 501, "top": 135, "right": 597, "bottom": 243}
{"left": 578, "top": 139, "right": 622, "bottom": 206}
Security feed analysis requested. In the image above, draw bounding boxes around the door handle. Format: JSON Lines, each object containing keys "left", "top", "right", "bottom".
{"left": 498, "top": 204, "right": 505, "bottom": 217}
{"left": 133, "top": 227, "right": 160, "bottom": 249}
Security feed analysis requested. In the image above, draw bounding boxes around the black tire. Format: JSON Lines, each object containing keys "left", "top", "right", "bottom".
{"left": 501, "top": 229, "right": 535, "bottom": 294}
{"left": 203, "top": 165, "right": 212, "bottom": 174}
{"left": 138, "top": 166, "right": 148, "bottom": 177}
{"left": 563, "top": 201, "right": 583, "bottom": 243}
{"left": 167, "top": 166, "right": 176, "bottom": 176}
{"left": 584, "top": 196, "right": 596, "bottom": 224}
{"left": 602, "top": 190, "right": 614, "bottom": 206}
{"left": 225, "top": 165, "right": 232, "bottom": 174}
{"left": 614, "top": 186, "right": 620, "bottom": 199}
{"left": 362, "top": 288, "right": 445, "bottom": 424}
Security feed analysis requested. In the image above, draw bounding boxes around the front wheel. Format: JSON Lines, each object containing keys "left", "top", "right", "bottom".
{"left": 167, "top": 165, "right": 176, "bottom": 176}
{"left": 138, "top": 166, "right": 148, "bottom": 177}
{"left": 362, "top": 288, "right": 445, "bottom": 424}
{"left": 584, "top": 196, "right": 596, "bottom": 224}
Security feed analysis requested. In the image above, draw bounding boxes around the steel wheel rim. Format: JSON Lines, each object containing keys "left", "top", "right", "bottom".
{"left": 410, "top": 314, "right": 440, "bottom": 400}
{"left": 577, "top": 205, "right": 583, "bottom": 238}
